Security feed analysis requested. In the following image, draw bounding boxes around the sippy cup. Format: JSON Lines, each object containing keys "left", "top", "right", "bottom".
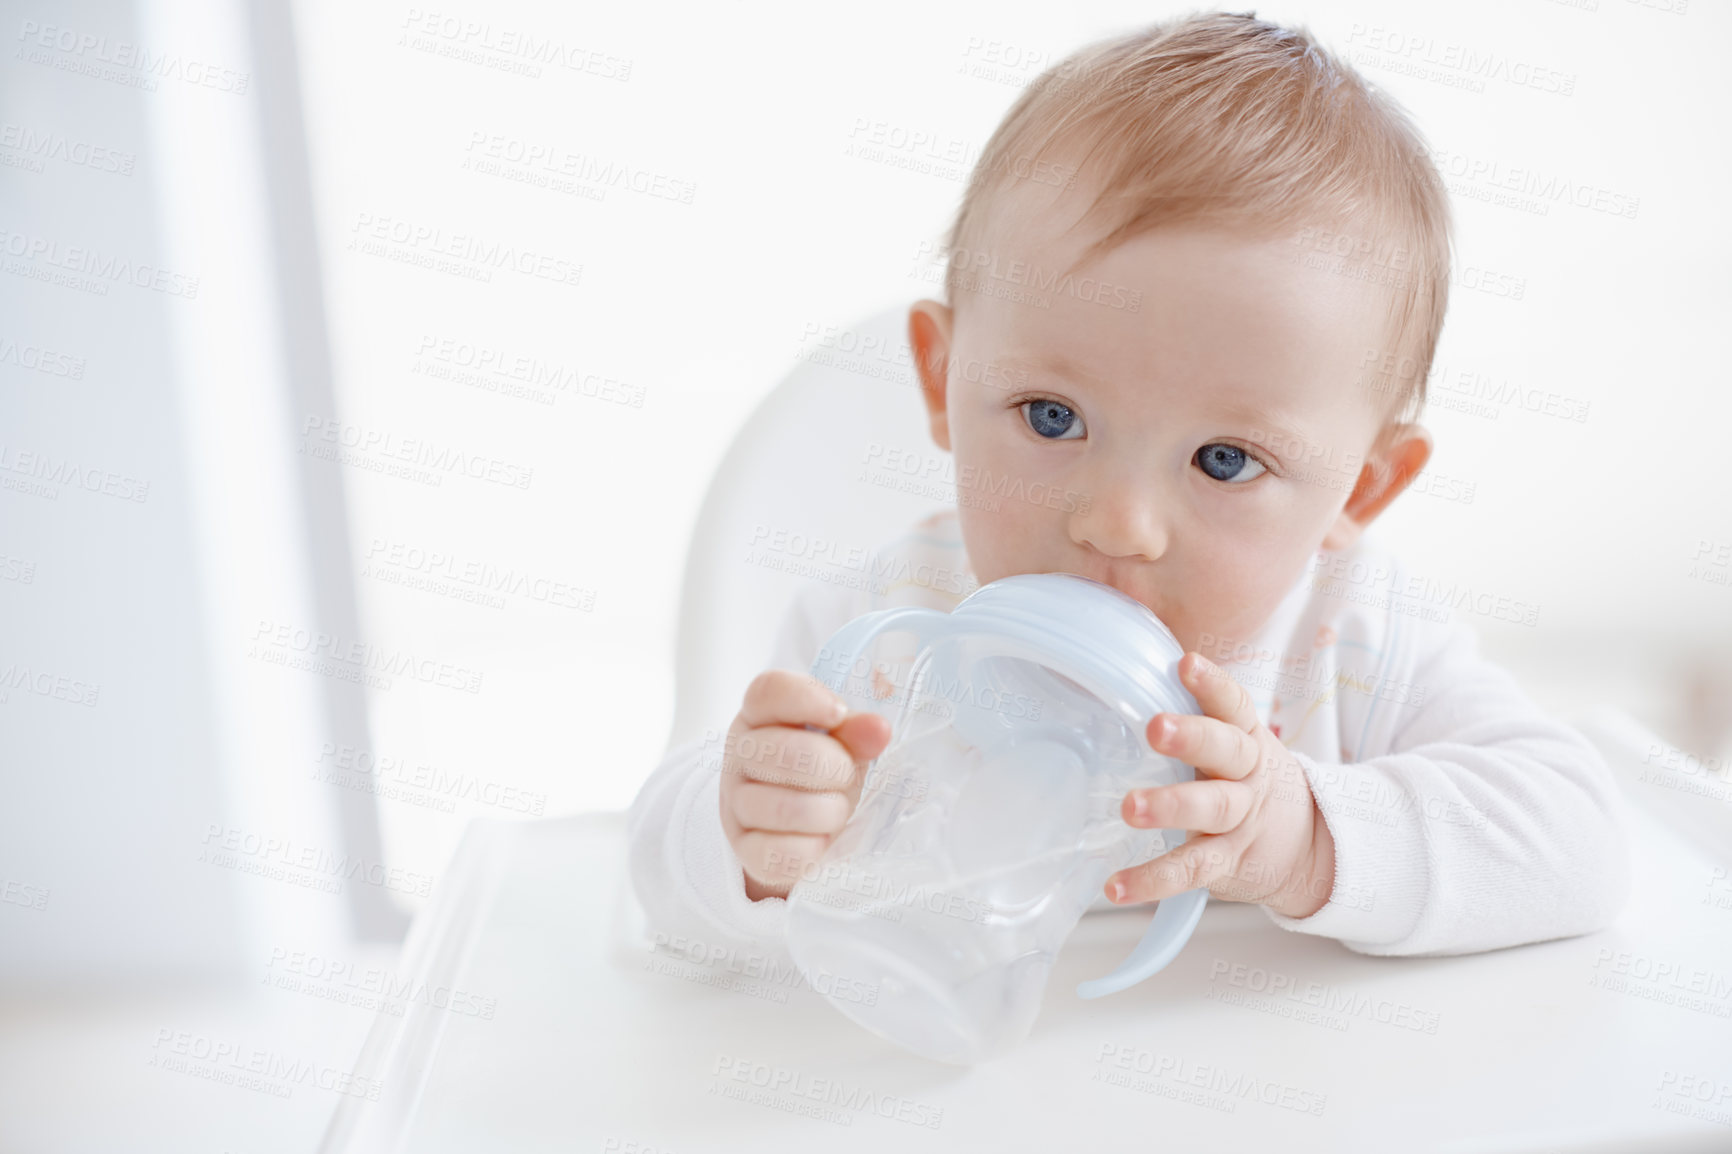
{"left": 784, "top": 572, "right": 1209, "bottom": 1064}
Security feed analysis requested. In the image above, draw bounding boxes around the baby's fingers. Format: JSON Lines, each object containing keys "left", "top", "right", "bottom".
{"left": 1178, "top": 653, "right": 1260, "bottom": 732}
{"left": 724, "top": 727, "right": 858, "bottom": 792}
{"left": 1147, "top": 712, "right": 1260, "bottom": 781}
{"left": 830, "top": 711, "right": 892, "bottom": 767}
{"left": 728, "top": 780, "right": 853, "bottom": 836}
{"left": 734, "top": 831, "right": 831, "bottom": 893}
{"left": 738, "top": 670, "right": 849, "bottom": 732}
{"left": 1106, "top": 835, "right": 1235, "bottom": 905}
{"left": 1122, "top": 779, "right": 1253, "bottom": 835}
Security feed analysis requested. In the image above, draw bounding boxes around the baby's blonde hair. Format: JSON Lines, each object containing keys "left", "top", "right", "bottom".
{"left": 945, "top": 11, "right": 1453, "bottom": 431}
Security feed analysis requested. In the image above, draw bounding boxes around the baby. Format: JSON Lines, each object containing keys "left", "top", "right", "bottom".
{"left": 630, "top": 13, "right": 1631, "bottom": 958}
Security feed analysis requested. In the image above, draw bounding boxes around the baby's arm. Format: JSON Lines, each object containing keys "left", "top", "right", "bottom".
{"left": 626, "top": 582, "right": 855, "bottom": 951}
{"left": 1260, "top": 622, "right": 1634, "bottom": 956}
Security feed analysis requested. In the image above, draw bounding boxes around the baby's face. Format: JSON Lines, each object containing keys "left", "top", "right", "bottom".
{"left": 913, "top": 205, "right": 1421, "bottom": 659}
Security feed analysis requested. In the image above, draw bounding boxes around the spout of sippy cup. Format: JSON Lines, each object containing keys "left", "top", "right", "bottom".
{"left": 1074, "top": 886, "right": 1208, "bottom": 999}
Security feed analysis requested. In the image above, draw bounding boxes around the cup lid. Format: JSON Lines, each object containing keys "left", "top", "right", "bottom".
{"left": 944, "top": 572, "right": 1197, "bottom": 722}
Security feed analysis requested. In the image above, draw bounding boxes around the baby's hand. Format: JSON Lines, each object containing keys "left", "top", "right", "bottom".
{"left": 719, "top": 670, "right": 892, "bottom": 902}
{"left": 1105, "top": 653, "right": 1337, "bottom": 918}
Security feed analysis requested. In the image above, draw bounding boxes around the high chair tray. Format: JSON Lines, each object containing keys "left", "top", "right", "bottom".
{"left": 319, "top": 706, "right": 1732, "bottom": 1154}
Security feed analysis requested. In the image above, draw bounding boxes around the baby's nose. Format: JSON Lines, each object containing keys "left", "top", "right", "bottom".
{"left": 1067, "top": 476, "right": 1169, "bottom": 563}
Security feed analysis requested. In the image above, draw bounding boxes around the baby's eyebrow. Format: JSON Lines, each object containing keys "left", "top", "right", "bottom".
{"left": 1000, "top": 349, "right": 1104, "bottom": 385}
{"left": 1000, "top": 349, "right": 1322, "bottom": 450}
{"left": 1212, "top": 404, "right": 1322, "bottom": 457}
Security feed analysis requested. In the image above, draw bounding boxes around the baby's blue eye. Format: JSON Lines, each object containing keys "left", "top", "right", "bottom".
{"left": 1195, "top": 443, "right": 1268, "bottom": 484}
{"left": 1021, "top": 398, "right": 1084, "bottom": 440}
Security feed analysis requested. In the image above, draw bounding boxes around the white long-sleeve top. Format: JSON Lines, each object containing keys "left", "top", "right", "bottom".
{"left": 627, "top": 509, "right": 1633, "bottom": 961}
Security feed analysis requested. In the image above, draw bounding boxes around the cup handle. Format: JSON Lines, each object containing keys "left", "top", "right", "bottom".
{"left": 808, "top": 605, "right": 947, "bottom": 724}
{"left": 1073, "top": 887, "right": 1208, "bottom": 1000}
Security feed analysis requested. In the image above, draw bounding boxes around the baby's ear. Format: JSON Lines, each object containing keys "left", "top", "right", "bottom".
{"left": 908, "top": 300, "right": 954, "bottom": 452}
{"left": 1320, "top": 424, "right": 1434, "bottom": 551}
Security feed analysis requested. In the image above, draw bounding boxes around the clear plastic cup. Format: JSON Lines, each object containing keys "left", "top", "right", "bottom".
{"left": 786, "top": 573, "right": 1208, "bottom": 1063}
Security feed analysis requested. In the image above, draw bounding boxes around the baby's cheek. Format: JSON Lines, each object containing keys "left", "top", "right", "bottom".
{"left": 953, "top": 500, "right": 1030, "bottom": 582}
{"left": 1181, "top": 574, "right": 1282, "bottom": 657}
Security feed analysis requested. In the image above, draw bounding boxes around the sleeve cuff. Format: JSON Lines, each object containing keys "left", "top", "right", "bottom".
{"left": 1258, "top": 751, "right": 1431, "bottom": 952}
{"left": 669, "top": 760, "right": 793, "bottom": 949}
